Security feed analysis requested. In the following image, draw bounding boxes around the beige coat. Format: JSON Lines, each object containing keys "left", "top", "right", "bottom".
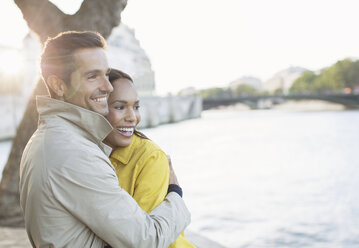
{"left": 19, "top": 96, "right": 191, "bottom": 248}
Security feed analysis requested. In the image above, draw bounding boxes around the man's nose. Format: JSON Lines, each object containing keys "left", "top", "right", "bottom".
{"left": 101, "top": 77, "right": 113, "bottom": 93}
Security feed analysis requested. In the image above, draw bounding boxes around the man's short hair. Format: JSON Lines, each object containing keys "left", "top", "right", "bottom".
{"left": 40, "top": 31, "right": 107, "bottom": 97}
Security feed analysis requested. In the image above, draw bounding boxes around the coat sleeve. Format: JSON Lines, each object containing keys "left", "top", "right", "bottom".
{"left": 48, "top": 151, "right": 190, "bottom": 248}
{"left": 133, "top": 151, "right": 195, "bottom": 248}
{"left": 133, "top": 150, "right": 170, "bottom": 213}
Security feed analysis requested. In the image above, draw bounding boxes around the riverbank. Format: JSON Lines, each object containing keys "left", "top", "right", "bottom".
{"left": 271, "top": 99, "right": 347, "bottom": 111}
{"left": 0, "top": 94, "right": 202, "bottom": 140}
{"left": 213, "top": 99, "right": 347, "bottom": 111}
{"left": 0, "top": 227, "right": 226, "bottom": 248}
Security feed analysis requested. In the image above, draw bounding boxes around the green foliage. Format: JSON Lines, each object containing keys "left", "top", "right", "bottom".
{"left": 334, "top": 59, "right": 359, "bottom": 89}
{"left": 233, "top": 84, "right": 257, "bottom": 97}
{"left": 200, "top": 87, "right": 232, "bottom": 99}
{"left": 200, "top": 84, "right": 261, "bottom": 100}
{"left": 273, "top": 87, "right": 284, "bottom": 95}
{"left": 290, "top": 71, "right": 317, "bottom": 94}
{"left": 202, "top": 58, "right": 359, "bottom": 98}
{"left": 289, "top": 58, "right": 359, "bottom": 94}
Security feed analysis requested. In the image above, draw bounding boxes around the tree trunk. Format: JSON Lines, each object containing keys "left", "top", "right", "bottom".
{"left": 0, "top": 0, "right": 127, "bottom": 227}
{"left": 0, "top": 81, "right": 47, "bottom": 226}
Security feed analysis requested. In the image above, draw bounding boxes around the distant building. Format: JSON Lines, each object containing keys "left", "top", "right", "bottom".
{"left": 229, "top": 76, "right": 262, "bottom": 91}
{"left": 262, "top": 66, "right": 307, "bottom": 94}
{"left": 107, "top": 23, "right": 156, "bottom": 96}
{"left": 178, "top": 87, "right": 197, "bottom": 96}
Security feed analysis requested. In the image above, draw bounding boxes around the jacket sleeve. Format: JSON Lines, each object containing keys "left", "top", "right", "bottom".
{"left": 133, "top": 151, "right": 195, "bottom": 248}
{"left": 133, "top": 150, "right": 170, "bottom": 213}
{"left": 48, "top": 151, "right": 191, "bottom": 248}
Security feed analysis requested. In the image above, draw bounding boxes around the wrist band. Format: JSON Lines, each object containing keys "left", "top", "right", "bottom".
{"left": 168, "top": 184, "right": 183, "bottom": 198}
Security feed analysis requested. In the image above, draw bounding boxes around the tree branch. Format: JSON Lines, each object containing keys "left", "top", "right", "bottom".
{"left": 14, "top": 0, "right": 127, "bottom": 41}
{"left": 66, "top": 0, "right": 127, "bottom": 39}
{"left": 14, "top": 0, "right": 67, "bottom": 42}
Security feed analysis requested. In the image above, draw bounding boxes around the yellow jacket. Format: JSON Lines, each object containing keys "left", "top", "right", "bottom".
{"left": 110, "top": 134, "right": 195, "bottom": 248}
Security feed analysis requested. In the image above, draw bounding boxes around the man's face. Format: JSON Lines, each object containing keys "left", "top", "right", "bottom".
{"left": 63, "top": 47, "right": 113, "bottom": 116}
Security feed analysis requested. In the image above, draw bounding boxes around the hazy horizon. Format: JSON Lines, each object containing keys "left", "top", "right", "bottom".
{"left": 0, "top": 0, "right": 359, "bottom": 94}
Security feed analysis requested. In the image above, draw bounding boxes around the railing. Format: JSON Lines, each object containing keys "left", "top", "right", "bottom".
{"left": 202, "top": 93, "right": 359, "bottom": 110}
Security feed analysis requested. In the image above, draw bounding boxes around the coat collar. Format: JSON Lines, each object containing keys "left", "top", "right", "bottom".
{"left": 110, "top": 135, "right": 139, "bottom": 165}
{"left": 36, "top": 96, "right": 113, "bottom": 156}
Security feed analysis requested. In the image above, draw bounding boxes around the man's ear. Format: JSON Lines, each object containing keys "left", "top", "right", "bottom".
{"left": 47, "top": 75, "right": 67, "bottom": 98}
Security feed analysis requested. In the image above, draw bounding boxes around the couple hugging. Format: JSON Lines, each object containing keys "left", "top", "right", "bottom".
{"left": 19, "top": 30, "right": 195, "bottom": 248}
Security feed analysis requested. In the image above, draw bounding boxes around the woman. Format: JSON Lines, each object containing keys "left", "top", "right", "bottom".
{"left": 104, "top": 69, "right": 195, "bottom": 248}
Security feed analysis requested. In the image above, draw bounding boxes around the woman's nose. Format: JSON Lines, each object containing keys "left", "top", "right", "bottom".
{"left": 125, "top": 108, "right": 136, "bottom": 122}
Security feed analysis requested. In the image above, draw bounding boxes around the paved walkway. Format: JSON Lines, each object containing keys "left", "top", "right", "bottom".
{"left": 0, "top": 227, "right": 226, "bottom": 248}
{"left": 0, "top": 227, "right": 30, "bottom": 248}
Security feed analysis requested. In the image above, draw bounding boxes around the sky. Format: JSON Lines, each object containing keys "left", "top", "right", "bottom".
{"left": 0, "top": 0, "right": 359, "bottom": 95}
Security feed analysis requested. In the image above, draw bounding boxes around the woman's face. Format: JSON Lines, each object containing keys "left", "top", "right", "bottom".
{"left": 105, "top": 78, "right": 141, "bottom": 148}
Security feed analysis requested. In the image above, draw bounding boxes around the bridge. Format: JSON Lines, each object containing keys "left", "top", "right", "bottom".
{"left": 202, "top": 94, "right": 359, "bottom": 110}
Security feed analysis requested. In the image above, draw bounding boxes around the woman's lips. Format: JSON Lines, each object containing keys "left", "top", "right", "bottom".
{"left": 117, "top": 127, "right": 134, "bottom": 137}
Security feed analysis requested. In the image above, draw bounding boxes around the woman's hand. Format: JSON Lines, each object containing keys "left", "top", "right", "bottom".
{"left": 167, "top": 155, "right": 179, "bottom": 186}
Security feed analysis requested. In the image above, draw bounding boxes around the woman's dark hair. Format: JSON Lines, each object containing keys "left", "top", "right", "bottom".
{"left": 108, "top": 68, "right": 149, "bottom": 140}
{"left": 108, "top": 68, "right": 133, "bottom": 83}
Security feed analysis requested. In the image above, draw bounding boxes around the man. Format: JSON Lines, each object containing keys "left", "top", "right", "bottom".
{"left": 19, "top": 31, "right": 190, "bottom": 248}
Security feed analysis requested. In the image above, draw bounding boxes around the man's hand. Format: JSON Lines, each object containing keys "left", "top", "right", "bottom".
{"left": 167, "top": 155, "right": 179, "bottom": 186}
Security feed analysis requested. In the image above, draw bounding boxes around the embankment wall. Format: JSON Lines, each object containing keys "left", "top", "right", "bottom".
{"left": 0, "top": 94, "right": 202, "bottom": 140}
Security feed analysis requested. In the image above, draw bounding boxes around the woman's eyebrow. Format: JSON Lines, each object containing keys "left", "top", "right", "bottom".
{"left": 110, "top": 99, "right": 140, "bottom": 104}
{"left": 110, "top": 100, "right": 127, "bottom": 104}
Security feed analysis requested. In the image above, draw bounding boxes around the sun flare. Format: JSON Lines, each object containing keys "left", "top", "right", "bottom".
{"left": 0, "top": 49, "right": 24, "bottom": 76}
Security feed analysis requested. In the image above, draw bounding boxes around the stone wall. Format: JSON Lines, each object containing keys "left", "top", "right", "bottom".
{"left": 138, "top": 95, "right": 202, "bottom": 128}
{"left": 0, "top": 94, "right": 202, "bottom": 140}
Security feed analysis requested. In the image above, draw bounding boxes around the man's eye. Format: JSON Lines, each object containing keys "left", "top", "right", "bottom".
{"left": 134, "top": 105, "right": 140, "bottom": 110}
{"left": 88, "top": 74, "right": 97, "bottom": 80}
{"left": 115, "top": 106, "right": 124, "bottom": 110}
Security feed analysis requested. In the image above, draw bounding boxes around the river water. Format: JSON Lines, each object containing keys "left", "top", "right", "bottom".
{"left": 1, "top": 109, "right": 359, "bottom": 248}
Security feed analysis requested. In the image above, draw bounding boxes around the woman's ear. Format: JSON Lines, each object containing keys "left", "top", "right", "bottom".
{"left": 47, "top": 75, "right": 67, "bottom": 99}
